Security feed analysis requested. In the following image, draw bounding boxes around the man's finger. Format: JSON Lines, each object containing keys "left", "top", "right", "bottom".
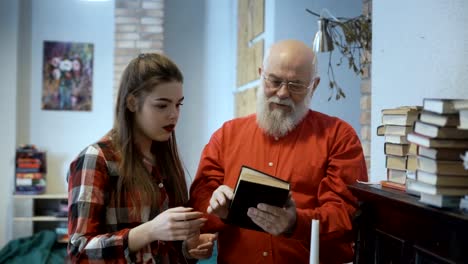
{"left": 218, "top": 185, "right": 234, "bottom": 200}
{"left": 257, "top": 203, "right": 282, "bottom": 217}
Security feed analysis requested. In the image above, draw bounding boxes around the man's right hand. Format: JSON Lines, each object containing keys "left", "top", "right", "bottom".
{"left": 207, "top": 185, "right": 233, "bottom": 219}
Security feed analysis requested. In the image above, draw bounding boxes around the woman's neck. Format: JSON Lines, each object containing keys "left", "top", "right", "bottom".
{"left": 133, "top": 129, "right": 153, "bottom": 161}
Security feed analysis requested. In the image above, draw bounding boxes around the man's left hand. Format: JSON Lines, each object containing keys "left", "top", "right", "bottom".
{"left": 247, "top": 193, "right": 297, "bottom": 236}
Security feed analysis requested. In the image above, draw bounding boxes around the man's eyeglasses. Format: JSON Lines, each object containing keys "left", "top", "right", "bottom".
{"left": 262, "top": 74, "right": 311, "bottom": 94}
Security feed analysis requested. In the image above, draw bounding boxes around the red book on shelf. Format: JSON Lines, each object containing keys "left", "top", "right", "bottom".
{"left": 380, "top": 180, "right": 406, "bottom": 191}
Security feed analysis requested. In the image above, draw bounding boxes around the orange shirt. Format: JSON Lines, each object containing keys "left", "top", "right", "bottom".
{"left": 189, "top": 110, "right": 368, "bottom": 264}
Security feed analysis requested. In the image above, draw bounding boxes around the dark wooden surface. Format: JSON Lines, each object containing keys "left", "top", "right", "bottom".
{"left": 349, "top": 183, "right": 468, "bottom": 264}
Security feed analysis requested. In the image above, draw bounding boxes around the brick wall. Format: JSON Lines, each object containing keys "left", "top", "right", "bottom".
{"left": 114, "top": 0, "right": 164, "bottom": 96}
{"left": 361, "top": 0, "right": 372, "bottom": 173}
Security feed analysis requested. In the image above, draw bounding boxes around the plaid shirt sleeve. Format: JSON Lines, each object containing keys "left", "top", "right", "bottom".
{"left": 67, "top": 144, "right": 132, "bottom": 263}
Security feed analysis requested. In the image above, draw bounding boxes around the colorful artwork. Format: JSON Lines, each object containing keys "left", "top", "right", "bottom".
{"left": 42, "top": 41, "right": 94, "bottom": 111}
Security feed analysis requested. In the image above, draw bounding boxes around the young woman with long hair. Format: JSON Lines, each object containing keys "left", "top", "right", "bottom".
{"left": 68, "top": 53, "right": 215, "bottom": 263}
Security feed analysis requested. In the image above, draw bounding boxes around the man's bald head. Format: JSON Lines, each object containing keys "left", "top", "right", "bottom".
{"left": 262, "top": 39, "right": 317, "bottom": 79}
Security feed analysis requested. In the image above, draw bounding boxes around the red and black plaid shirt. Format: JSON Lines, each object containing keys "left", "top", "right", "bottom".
{"left": 67, "top": 135, "right": 192, "bottom": 263}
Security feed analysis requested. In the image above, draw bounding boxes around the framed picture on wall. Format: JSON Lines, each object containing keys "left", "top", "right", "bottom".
{"left": 42, "top": 41, "right": 94, "bottom": 111}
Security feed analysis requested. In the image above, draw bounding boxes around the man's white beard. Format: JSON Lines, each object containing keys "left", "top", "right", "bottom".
{"left": 256, "top": 83, "right": 311, "bottom": 138}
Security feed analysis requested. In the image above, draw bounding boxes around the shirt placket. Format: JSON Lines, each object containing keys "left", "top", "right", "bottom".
{"left": 259, "top": 136, "right": 282, "bottom": 262}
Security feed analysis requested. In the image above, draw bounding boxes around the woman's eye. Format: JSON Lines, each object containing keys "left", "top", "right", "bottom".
{"left": 176, "top": 103, "right": 184, "bottom": 108}
{"left": 155, "top": 104, "right": 167, "bottom": 109}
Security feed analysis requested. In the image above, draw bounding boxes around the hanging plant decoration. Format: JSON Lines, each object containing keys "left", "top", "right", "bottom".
{"left": 307, "top": 9, "right": 372, "bottom": 100}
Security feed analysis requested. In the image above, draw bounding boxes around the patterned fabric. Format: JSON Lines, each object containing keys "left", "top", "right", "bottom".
{"left": 189, "top": 110, "right": 369, "bottom": 264}
{"left": 67, "top": 135, "right": 190, "bottom": 263}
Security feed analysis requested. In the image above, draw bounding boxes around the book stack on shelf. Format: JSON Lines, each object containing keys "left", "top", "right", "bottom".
{"left": 456, "top": 101, "right": 468, "bottom": 212}
{"left": 454, "top": 99, "right": 468, "bottom": 130}
{"left": 406, "top": 98, "right": 468, "bottom": 208}
{"left": 15, "top": 145, "right": 47, "bottom": 194}
{"left": 460, "top": 195, "right": 468, "bottom": 212}
{"left": 377, "top": 106, "right": 422, "bottom": 191}
{"left": 455, "top": 100, "right": 468, "bottom": 175}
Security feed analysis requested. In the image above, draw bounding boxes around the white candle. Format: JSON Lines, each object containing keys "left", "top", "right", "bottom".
{"left": 310, "top": 219, "right": 319, "bottom": 264}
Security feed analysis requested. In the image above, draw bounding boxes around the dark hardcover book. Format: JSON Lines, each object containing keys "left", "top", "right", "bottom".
{"left": 226, "top": 165, "right": 290, "bottom": 232}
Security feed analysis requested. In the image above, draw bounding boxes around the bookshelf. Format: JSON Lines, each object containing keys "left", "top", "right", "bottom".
{"left": 13, "top": 193, "right": 68, "bottom": 243}
{"left": 349, "top": 183, "right": 468, "bottom": 264}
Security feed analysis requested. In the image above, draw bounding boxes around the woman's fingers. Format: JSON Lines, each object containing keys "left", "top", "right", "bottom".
{"left": 171, "top": 217, "right": 207, "bottom": 228}
{"left": 172, "top": 211, "right": 204, "bottom": 221}
{"left": 165, "top": 206, "right": 194, "bottom": 213}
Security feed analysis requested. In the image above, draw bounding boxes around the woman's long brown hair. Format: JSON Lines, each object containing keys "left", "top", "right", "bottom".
{"left": 111, "top": 53, "right": 187, "bottom": 215}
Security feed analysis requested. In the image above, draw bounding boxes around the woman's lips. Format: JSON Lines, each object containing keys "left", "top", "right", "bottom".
{"left": 163, "top": 124, "right": 175, "bottom": 132}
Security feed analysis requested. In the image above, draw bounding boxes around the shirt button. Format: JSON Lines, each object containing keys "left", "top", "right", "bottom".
{"left": 263, "top": 251, "right": 268, "bottom": 257}
{"left": 274, "top": 137, "right": 279, "bottom": 141}
{"left": 268, "top": 162, "right": 273, "bottom": 167}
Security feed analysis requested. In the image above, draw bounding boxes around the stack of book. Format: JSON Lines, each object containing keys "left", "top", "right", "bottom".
{"left": 453, "top": 99, "right": 468, "bottom": 130}
{"left": 377, "top": 106, "right": 422, "bottom": 191}
{"left": 406, "top": 98, "right": 468, "bottom": 208}
{"left": 460, "top": 195, "right": 468, "bottom": 213}
{"left": 15, "top": 145, "right": 47, "bottom": 194}
{"left": 455, "top": 100, "right": 468, "bottom": 172}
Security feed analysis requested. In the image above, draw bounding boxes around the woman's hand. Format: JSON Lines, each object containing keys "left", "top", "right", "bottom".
{"left": 148, "top": 207, "right": 206, "bottom": 241}
{"left": 185, "top": 233, "right": 217, "bottom": 259}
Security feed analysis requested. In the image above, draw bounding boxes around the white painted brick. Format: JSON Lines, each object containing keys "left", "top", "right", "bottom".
{"left": 141, "top": 17, "right": 163, "bottom": 25}
{"left": 150, "top": 42, "right": 163, "bottom": 49}
{"left": 116, "top": 33, "right": 140, "bottom": 40}
{"left": 116, "top": 41, "right": 135, "bottom": 48}
{"left": 115, "top": 1, "right": 140, "bottom": 9}
{"left": 115, "top": 8, "right": 135, "bottom": 16}
{"left": 140, "top": 25, "right": 163, "bottom": 34}
{"left": 115, "top": 56, "right": 134, "bottom": 64}
{"left": 140, "top": 32, "right": 164, "bottom": 40}
{"left": 142, "top": 1, "right": 164, "bottom": 9}
{"left": 142, "top": 9, "right": 164, "bottom": 18}
{"left": 115, "top": 16, "right": 139, "bottom": 24}
{"left": 136, "top": 41, "right": 152, "bottom": 49}
{"left": 140, "top": 48, "right": 164, "bottom": 54}
{"left": 116, "top": 24, "right": 138, "bottom": 32}
{"left": 115, "top": 48, "right": 140, "bottom": 56}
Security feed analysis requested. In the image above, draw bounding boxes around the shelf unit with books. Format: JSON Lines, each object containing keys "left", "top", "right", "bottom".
{"left": 13, "top": 193, "right": 69, "bottom": 243}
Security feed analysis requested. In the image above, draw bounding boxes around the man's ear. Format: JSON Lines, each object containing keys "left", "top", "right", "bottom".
{"left": 126, "top": 95, "right": 137, "bottom": 112}
{"left": 311, "top": 77, "right": 320, "bottom": 94}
